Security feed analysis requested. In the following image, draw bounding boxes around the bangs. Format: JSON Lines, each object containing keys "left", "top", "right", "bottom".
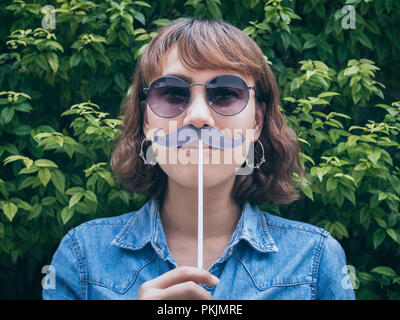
{"left": 140, "top": 18, "right": 265, "bottom": 85}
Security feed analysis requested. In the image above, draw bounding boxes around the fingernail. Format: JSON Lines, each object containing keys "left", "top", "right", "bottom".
{"left": 211, "top": 275, "right": 219, "bottom": 285}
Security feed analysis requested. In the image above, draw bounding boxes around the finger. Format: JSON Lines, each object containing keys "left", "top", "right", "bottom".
{"left": 147, "top": 266, "right": 219, "bottom": 289}
{"left": 157, "top": 281, "right": 213, "bottom": 300}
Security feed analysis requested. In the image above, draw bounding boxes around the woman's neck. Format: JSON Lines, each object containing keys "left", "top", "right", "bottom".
{"left": 159, "top": 176, "right": 242, "bottom": 241}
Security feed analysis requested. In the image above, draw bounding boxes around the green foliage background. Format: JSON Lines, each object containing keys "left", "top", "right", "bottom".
{"left": 0, "top": 0, "right": 399, "bottom": 299}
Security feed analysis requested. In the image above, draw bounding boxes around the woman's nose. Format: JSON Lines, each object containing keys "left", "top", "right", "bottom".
{"left": 181, "top": 85, "right": 215, "bottom": 129}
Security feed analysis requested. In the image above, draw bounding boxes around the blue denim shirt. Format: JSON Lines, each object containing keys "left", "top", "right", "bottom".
{"left": 42, "top": 198, "right": 355, "bottom": 300}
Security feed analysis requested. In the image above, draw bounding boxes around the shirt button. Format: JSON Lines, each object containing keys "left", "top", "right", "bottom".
{"left": 156, "top": 242, "right": 162, "bottom": 249}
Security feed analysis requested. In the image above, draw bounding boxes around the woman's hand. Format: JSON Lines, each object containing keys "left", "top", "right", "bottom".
{"left": 136, "top": 266, "right": 219, "bottom": 300}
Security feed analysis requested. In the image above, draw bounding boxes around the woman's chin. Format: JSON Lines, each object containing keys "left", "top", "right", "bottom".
{"left": 160, "top": 163, "right": 237, "bottom": 189}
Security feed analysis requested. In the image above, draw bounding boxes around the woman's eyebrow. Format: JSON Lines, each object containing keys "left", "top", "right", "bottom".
{"left": 164, "top": 73, "right": 193, "bottom": 83}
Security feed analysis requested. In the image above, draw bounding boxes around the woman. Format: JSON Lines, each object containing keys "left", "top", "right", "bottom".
{"left": 43, "top": 18, "right": 355, "bottom": 300}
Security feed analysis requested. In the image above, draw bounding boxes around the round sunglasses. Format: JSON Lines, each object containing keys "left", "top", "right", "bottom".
{"left": 143, "top": 74, "right": 255, "bottom": 118}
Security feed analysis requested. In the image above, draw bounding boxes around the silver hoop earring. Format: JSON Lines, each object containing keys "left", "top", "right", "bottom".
{"left": 139, "top": 137, "right": 157, "bottom": 166}
{"left": 245, "top": 139, "right": 266, "bottom": 170}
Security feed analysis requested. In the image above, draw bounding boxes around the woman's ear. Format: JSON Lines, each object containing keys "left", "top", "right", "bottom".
{"left": 142, "top": 102, "right": 149, "bottom": 137}
{"left": 254, "top": 102, "right": 265, "bottom": 140}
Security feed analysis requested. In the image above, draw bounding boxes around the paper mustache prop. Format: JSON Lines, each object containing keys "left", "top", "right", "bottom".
{"left": 151, "top": 124, "right": 246, "bottom": 269}
{"left": 153, "top": 124, "right": 245, "bottom": 149}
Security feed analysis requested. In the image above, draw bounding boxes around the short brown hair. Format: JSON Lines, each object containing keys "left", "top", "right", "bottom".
{"left": 110, "top": 18, "right": 307, "bottom": 206}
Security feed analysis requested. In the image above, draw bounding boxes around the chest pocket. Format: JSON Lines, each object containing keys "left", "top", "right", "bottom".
{"left": 233, "top": 243, "right": 315, "bottom": 291}
{"left": 84, "top": 247, "right": 156, "bottom": 295}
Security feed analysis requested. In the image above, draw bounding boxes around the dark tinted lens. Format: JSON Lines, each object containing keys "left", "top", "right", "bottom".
{"left": 148, "top": 76, "right": 190, "bottom": 118}
{"left": 206, "top": 75, "right": 249, "bottom": 116}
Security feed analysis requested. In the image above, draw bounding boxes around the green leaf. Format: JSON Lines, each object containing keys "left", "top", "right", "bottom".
{"left": 343, "top": 190, "right": 356, "bottom": 206}
{"left": 69, "top": 53, "right": 81, "bottom": 68}
{"left": 13, "top": 102, "right": 33, "bottom": 113}
{"left": 97, "top": 170, "right": 114, "bottom": 187}
{"left": 114, "top": 73, "right": 127, "bottom": 90}
{"left": 69, "top": 192, "right": 84, "bottom": 208}
{"left": 119, "top": 190, "right": 131, "bottom": 206}
{"left": 373, "top": 228, "right": 386, "bottom": 249}
{"left": 66, "top": 187, "right": 85, "bottom": 195}
{"left": 1, "top": 106, "right": 15, "bottom": 123}
{"left": 335, "top": 190, "right": 344, "bottom": 208}
{"left": 303, "top": 38, "right": 317, "bottom": 50}
{"left": 357, "top": 272, "right": 375, "bottom": 282}
{"left": 11, "top": 124, "right": 31, "bottom": 136}
{"left": 42, "top": 196, "right": 57, "bottom": 206}
{"left": 280, "top": 32, "right": 291, "bottom": 50}
{"left": 35, "top": 54, "right": 49, "bottom": 71}
{"left": 2, "top": 202, "right": 18, "bottom": 222}
{"left": 17, "top": 177, "right": 35, "bottom": 190}
{"left": 152, "top": 18, "right": 171, "bottom": 27}
{"left": 386, "top": 228, "right": 400, "bottom": 243}
{"left": 11, "top": 249, "right": 19, "bottom": 264}
{"left": 374, "top": 216, "right": 387, "bottom": 228}
{"left": 135, "top": 33, "right": 150, "bottom": 41}
{"left": 118, "top": 31, "right": 129, "bottom": 47}
{"left": 378, "top": 192, "right": 387, "bottom": 201}
{"left": 14, "top": 199, "right": 32, "bottom": 211}
{"left": 28, "top": 203, "right": 42, "bottom": 220}
{"left": 318, "top": 92, "right": 340, "bottom": 98}
{"left": 132, "top": 11, "right": 145, "bottom": 25}
{"left": 334, "top": 221, "right": 349, "bottom": 238}
{"left": 18, "top": 166, "right": 38, "bottom": 175}
{"left": 367, "top": 148, "right": 381, "bottom": 165}
{"left": 84, "top": 190, "right": 98, "bottom": 203}
{"left": 38, "top": 168, "right": 51, "bottom": 187}
{"left": 74, "top": 201, "right": 93, "bottom": 214}
{"left": 46, "top": 52, "right": 59, "bottom": 74}
{"left": 371, "top": 266, "right": 397, "bottom": 277}
{"left": 134, "top": 1, "right": 151, "bottom": 7}
{"left": 50, "top": 170, "right": 65, "bottom": 193}
{"left": 388, "top": 175, "right": 400, "bottom": 195}
{"left": 354, "top": 163, "right": 368, "bottom": 171}
{"left": 356, "top": 33, "right": 373, "bottom": 50}
{"left": 311, "top": 166, "right": 325, "bottom": 182}
{"left": 300, "top": 152, "right": 315, "bottom": 165}
{"left": 347, "top": 135, "right": 359, "bottom": 147}
{"left": 301, "top": 182, "right": 313, "bottom": 201}
{"left": 61, "top": 206, "right": 74, "bottom": 225}
{"left": 46, "top": 40, "right": 64, "bottom": 52}
{"left": 326, "top": 176, "right": 337, "bottom": 191}
{"left": 206, "top": 0, "right": 222, "bottom": 19}
{"left": 34, "top": 159, "right": 58, "bottom": 168}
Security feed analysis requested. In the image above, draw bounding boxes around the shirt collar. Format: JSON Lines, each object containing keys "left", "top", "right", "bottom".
{"left": 235, "top": 201, "right": 279, "bottom": 253}
{"left": 111, "top": 197, "right": 278, "bottom": 257}
{"left": 110, "top": 197, "right": 161, "bottom": 253}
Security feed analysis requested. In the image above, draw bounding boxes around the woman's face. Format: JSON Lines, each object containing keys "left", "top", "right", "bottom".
{"left": 143, "top": 46, "right": 264, "bottom": 190}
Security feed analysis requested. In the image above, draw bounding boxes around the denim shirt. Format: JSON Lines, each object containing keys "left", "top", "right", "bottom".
{"left": 42, "top": 198, "right": 355, "bottom": 300}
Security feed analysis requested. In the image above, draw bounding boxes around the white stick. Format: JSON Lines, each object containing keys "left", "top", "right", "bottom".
{"left": 197, "top": 138, "right": 203, "bottom": 269}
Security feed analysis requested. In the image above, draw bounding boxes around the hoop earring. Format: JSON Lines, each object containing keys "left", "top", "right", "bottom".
{"left": 139, "top": 136, "right": 157, "bottom": 166}
{"left": 245, "top": 139, "right": 266, "bottom": 170}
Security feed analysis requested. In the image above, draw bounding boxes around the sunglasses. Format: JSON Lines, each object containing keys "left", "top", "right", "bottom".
{"left": 143, "top": 74, "right": 255, "bottom": 118}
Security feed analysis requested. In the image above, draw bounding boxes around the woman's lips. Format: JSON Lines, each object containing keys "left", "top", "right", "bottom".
{"left": 178, "top": 145, "right": 217, "bottom": 149}
{"left": 178, "top": 145, "right": 219, "bottom": 155}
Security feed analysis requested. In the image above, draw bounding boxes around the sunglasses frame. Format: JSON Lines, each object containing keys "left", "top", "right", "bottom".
{"left": 143, "top": 74, "right": 255, "bottom": 118}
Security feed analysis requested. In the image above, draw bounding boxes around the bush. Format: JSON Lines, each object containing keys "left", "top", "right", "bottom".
{"left": 0, "top": 0, "right": 399, "bottom": 299}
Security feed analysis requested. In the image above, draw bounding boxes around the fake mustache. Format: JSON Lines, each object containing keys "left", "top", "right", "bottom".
{"left": 152, "top": 124, "right": 245, "bottom": 149}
